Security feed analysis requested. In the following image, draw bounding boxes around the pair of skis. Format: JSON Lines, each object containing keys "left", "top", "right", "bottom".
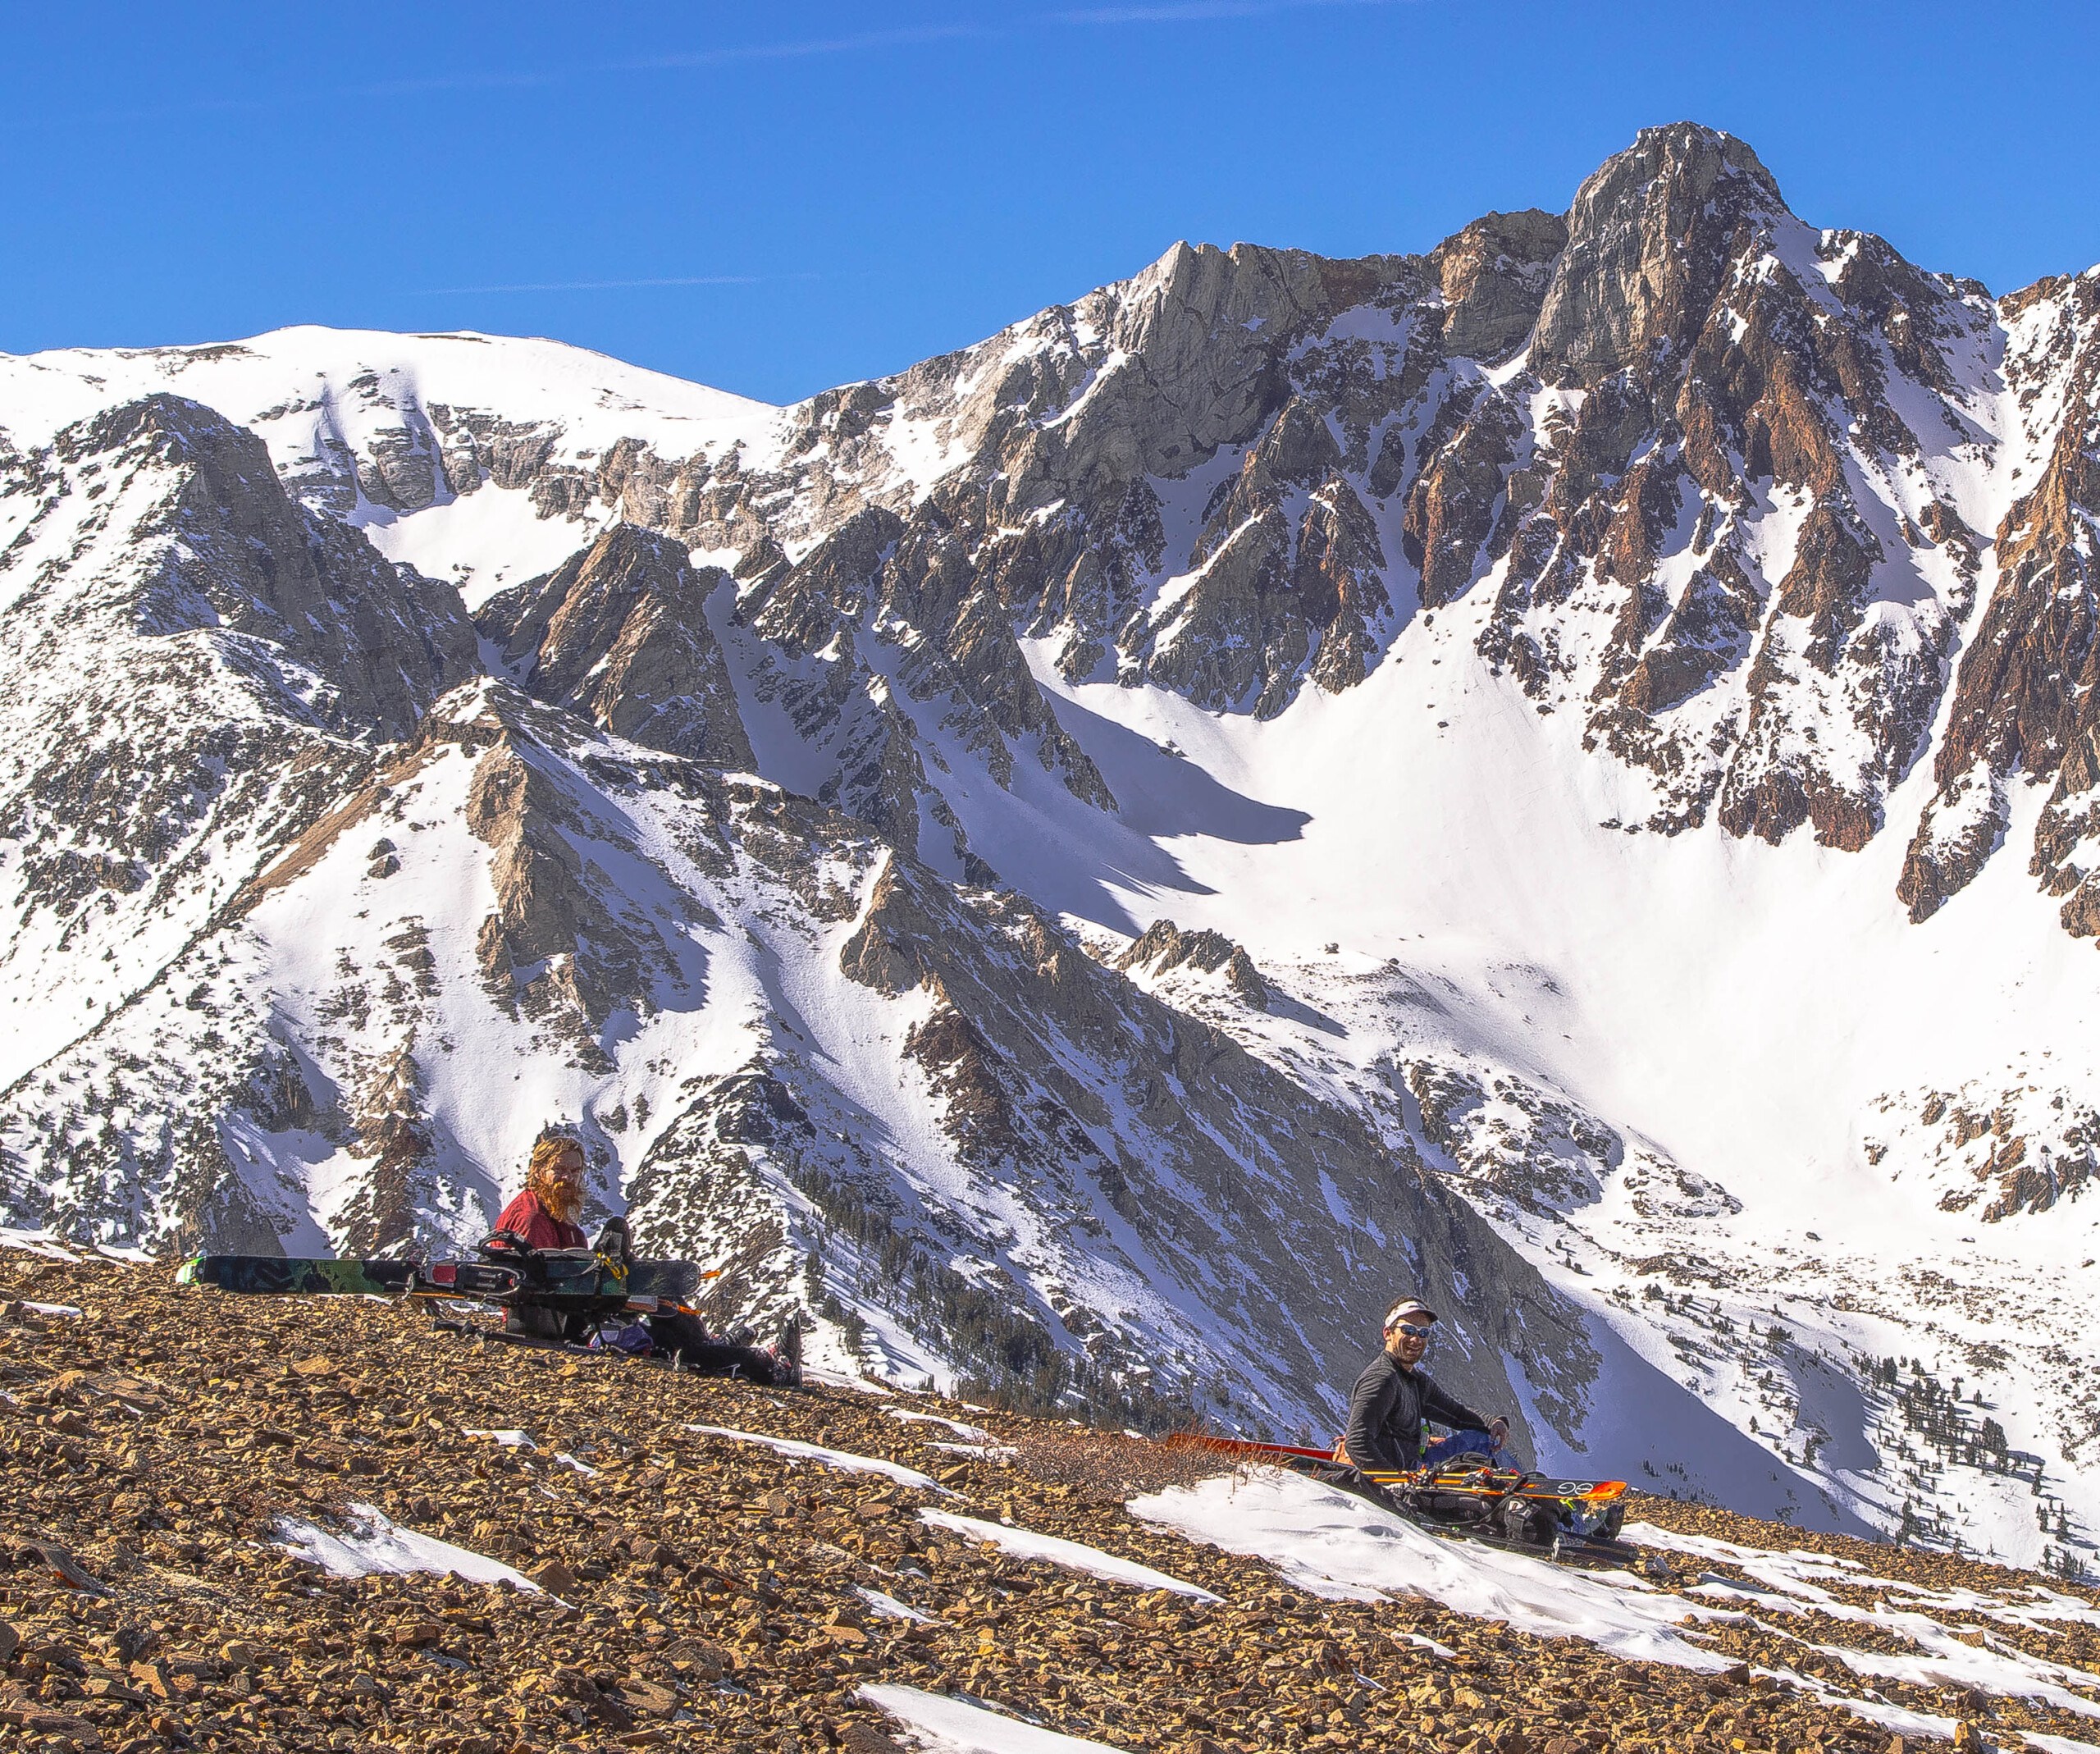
{"left": 178, "top": 1249, "right": 801, "bottom": 1387}
{"left": 176, "top": 1248, "right": 705, "bottom": 1319}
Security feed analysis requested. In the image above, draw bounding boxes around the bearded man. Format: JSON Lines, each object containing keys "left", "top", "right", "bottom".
{"left": 490, "top": 1134, "right": 591, "bottom": 1253}
{"left": 486, "top": 1131, "right": 800, "bottom": 1384}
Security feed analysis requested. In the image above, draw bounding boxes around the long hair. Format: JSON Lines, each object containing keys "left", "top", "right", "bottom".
{"left": 526, "top": 1133, "right": 586, "bottom": 1224}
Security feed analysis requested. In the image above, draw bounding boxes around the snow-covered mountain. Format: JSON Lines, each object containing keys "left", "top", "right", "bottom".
{"left": 4, "top": 123, "right": 2097, "bottom": 1572}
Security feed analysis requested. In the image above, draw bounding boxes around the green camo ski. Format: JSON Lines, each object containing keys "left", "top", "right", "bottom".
{"left": 177, "top": 1255, "right": 418, "bottom": 1297}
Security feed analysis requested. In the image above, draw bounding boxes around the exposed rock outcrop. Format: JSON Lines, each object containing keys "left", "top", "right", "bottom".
{"left": 1531, "top": 126, "right": 1787, "bottom": 387}
{"left": 481, "top": 523, "right": 754, "bottom": 770}
{"left": 1903, "top": 274, "right": 2100, "bottom": 922}
{"left": 1116, "top": 919, "right": 1268, "bottom": 1009}
{"left": 1868, "top": 1075, "right": 2099, "bottom": 1222}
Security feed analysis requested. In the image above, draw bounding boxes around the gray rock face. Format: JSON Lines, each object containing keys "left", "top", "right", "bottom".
{"left": 53, "top": 395, "right": 477, "bottom": 738}
{"left": 1117, "top": 919, "right": 1268, "bottom": 1008}
{"left": 1903, "top": 272, "right": 2100, "bottom": 924}
{"left": 481, "top": 523, "right": 755, "bottom": 771}
{"left": 0, "top": 395, "right": 476, "bottom": 1248}
{"left": 724, "top": 491, "right": 1113, "bottom": 868}
{"left": 345, "top": 381, "right": 449, "bottom": 511}
{"left": 1430, "top": 209, "right": 1569, "bottom": 363}
{"left": 1532, "top": 123, "right": 1786, "bottom": 387}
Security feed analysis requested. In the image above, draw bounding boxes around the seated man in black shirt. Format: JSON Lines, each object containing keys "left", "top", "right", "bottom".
{"left": 1341, "top": 1296, "right": 1509, "bottom": 1473}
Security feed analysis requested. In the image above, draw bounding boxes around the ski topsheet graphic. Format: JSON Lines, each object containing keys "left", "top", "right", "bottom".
{"left": 177, "top": 1251, "right": 703, "bottom": 1306}
{"left": 176, "top": 1255, "right": 418, "bottom": 1297}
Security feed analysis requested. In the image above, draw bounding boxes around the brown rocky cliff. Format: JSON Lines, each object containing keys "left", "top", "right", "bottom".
{"left": 1403, "top": 389, "right": 1522, "bottom": 611}
{"left": 837, "top": 854, "right": 938, "bottom": 998}
{"left": 460, "top": 704, "right": 683, "bottom": 1034}
{"left": 2033, "top": 726, "right": 2100, "bottom": 934}
{"left": 1902, "top": 276, "right": 2100, "bottom": 922}
{"left": 905, "top": 993, "right": 1021, "bottom": 1163}
{"left": 1116, "top": 919, "right": 1269, "bottom": 1009}
{"left": 1531, "top": 124, "right": 1787, "bottom": 391}
{"left": 479, "top": 522, "right": 755, "bottom": 771}
{"left": 332, "top": 1042, "right": 439, "bottom": 1257}
{"left": 1294, "top": 477, "right": 1390, "bottom": 694}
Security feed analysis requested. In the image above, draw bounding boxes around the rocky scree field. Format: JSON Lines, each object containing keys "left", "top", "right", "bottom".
{"left": 7, "top": 1243, "right": 2100, "bottom": 1754}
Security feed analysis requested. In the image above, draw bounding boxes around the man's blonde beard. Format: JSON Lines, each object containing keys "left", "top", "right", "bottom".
{"left": 529, "top": 1162, "right": 585, "bottom": 1225}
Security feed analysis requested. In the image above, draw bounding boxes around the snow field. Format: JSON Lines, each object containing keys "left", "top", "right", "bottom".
{"left": 272, "top": 1502, "right": 542, "bottom": 1593}
{"left": 885, "top": 1407, "right": 997, "bottom": 1443}
{"left": 915, "top": 1510, "right": 1217, "bottom": 1602}
{"left": 856, "top": 1587, "right": 936, "bottom": 1624}
{"left": 0, "top": 327, "right": 778, "bottom": 466}
{"left": 687, "top": 1424, "right": 949, "bottom": 1494}
{"left": 1128, "top": 1468, "right": 1735, "bottom": 1664}
{"left": 860, "top": 1684, "right": 1131, "bottom": 1754}
{"left": 365, "top": 482, "right": 614, "bottom": 612}
{"left": 1129, "top": 1468, "right": 2100, "bottom": 1748}
{"left": 1630, "top": 1523, "right": 2100, "bottom": 1723}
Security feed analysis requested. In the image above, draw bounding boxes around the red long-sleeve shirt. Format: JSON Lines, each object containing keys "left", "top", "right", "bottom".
{"left": 490, "top": 1190, "right": 586, "bottom": 1252}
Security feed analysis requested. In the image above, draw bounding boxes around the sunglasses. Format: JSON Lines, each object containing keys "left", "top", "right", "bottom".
{"left": 1389, "top": 1322, "right": 1433, "bottom": 1340}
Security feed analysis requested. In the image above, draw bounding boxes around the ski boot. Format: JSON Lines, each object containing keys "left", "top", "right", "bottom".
{"left": 769, "top": 1316, "right": 805, "bottom": 1389}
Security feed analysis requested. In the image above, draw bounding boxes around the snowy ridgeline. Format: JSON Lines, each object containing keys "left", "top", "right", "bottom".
{"left": 4, "top": 121, "right": 2100, "bottom": 1569}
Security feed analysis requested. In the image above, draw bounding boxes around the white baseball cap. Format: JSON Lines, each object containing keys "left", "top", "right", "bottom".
{"left": 1384, "top": 1298, "right": 1439, "bottom": 1329}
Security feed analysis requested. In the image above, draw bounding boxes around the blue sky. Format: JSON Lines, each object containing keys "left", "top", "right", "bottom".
{"left": 8, "top": 2, "right": 2097, "bottom": 404}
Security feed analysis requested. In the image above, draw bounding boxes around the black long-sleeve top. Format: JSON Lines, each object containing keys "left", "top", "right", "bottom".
{"left": 1342, "top": 1350, "right": 1494, "bottom": 1472}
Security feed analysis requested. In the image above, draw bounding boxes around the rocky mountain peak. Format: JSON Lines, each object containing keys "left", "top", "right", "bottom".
{"left": 983, "top": 238, "right": 1403, "bottom": 503}
{"left": 1532, "top": 121, "right": 1788, "bottom": 386}
{"left": 1425, "top": 208, "right": 1568, "bottom": 362}
{"left": 477, "top": 522, "right": 754, "bottom": 771}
